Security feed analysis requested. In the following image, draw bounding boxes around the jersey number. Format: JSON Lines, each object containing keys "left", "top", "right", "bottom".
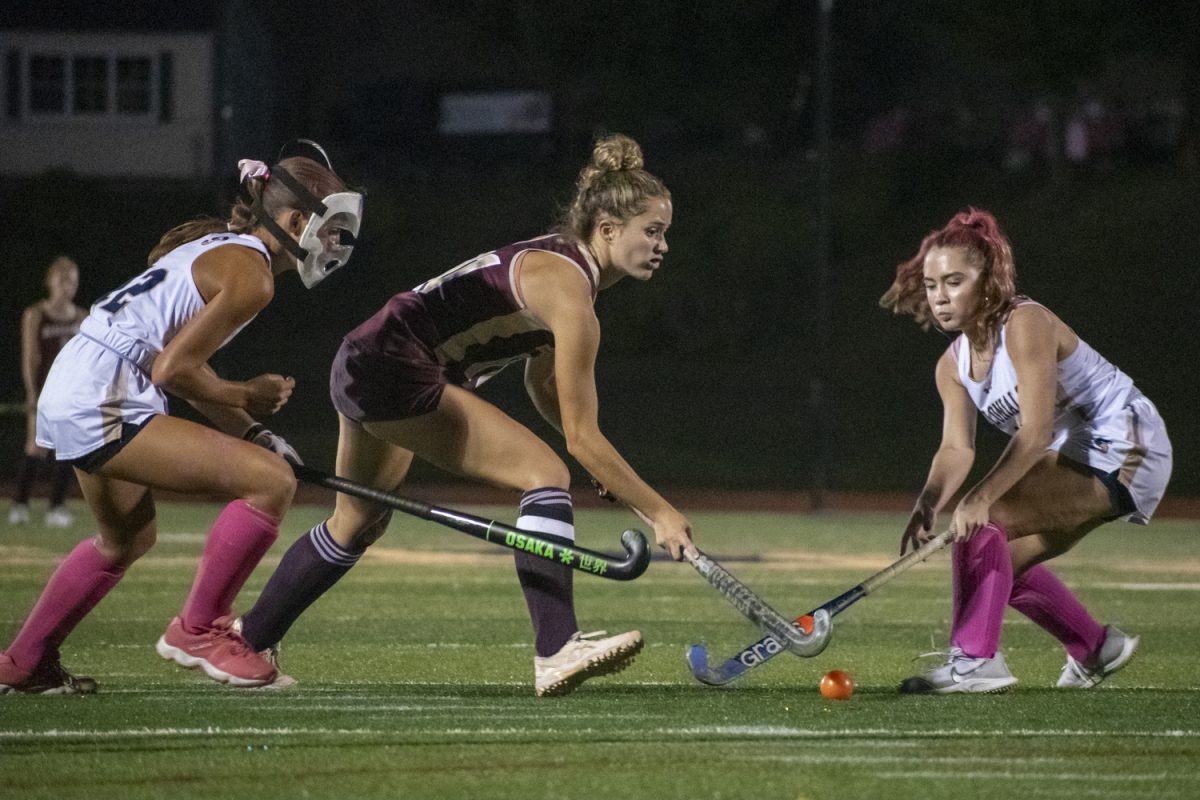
{"left": 97, "top": 268, "right": 168, "bottom": 313}
{"left": 414, "top": 253, "right": 501, "bottom": 294}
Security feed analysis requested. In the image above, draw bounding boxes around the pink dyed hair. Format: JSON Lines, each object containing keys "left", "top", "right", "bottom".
{"left": 879, "top": 207, "right": 1017, "bottom": 339}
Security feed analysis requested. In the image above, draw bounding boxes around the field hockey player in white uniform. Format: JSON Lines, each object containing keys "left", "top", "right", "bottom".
{"left": 880, "top": 208, "right": 1172, "bottom": 694}
{"left": 0, "top": 141, "right": 363, "bottom": 693}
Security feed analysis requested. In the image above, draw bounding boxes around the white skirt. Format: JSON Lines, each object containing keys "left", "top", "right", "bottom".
{"left": 36, "top": 334, "right": 166, "bottom": 460}
{"left": 1055, "top": 394, "right": 1173, "bottom": 524}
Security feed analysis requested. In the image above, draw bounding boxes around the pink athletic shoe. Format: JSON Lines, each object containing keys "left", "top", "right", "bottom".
{"left": 155, "top": 616, "right": 278, "bottom": 687}
{"left": 0, "top": 651, "right": 97, "bottom": 695}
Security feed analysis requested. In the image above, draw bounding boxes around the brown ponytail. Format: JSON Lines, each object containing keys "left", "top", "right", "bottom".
{"left": 146, "top": 156, "right": 348, "bottom": 265}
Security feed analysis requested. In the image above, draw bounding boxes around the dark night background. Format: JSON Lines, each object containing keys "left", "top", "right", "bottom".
{"left": 2, "top": 1, "right": 1197, "bottom": 502}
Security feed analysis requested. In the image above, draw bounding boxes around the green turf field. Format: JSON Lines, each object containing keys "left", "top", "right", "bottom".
{"left": 2, "top": 501, "right": 1198, "bottom": 799}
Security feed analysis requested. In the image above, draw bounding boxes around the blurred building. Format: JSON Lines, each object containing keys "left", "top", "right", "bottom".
{"left": 0, "top": 1, "right": 274, "bottom": 181}
{"left": 1, "top": 29, "right": 212, "bottom": 178}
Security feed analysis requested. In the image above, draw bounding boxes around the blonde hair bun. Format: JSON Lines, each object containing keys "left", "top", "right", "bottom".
{"left": 559, "top": 133, "right": 669, "bottom": 241}
{"left": 591, "top": 134, "right": 644, "bottom": 172}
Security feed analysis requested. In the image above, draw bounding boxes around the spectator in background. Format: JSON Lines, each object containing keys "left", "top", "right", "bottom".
{"left": 862, "top": 105, "right": 912, "bottom": 156}
{"left": 8, "top": 256, "right": 87, "bottom": 528}
{"left": 1005, "top": 97, "right": 1058, "bottom": 174}
{"left": 1065, "top": 92, "right": 1125, "bottom": 170}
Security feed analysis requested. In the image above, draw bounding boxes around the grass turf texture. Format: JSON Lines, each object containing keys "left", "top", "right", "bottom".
{"left": 2, "top": 501, "right": 1198, "bottom": 799}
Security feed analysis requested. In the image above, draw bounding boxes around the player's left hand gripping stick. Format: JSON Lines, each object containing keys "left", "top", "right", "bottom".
{"left": 685, "top": 550, "right": 832, "bottom": 658}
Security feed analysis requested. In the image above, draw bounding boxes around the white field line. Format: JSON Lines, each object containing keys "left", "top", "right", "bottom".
{"left": 1093, "top": 582, "right": 1200, "bottom": 591}
{"left": 90, "top": 679, "right": 683, "bottom": 692}
{"left": 745, "top": 754, "right": 1069, "bottom": 766}
{"left": 654, "top": 726, "right": 1200, "bottom": 738}
{"left": 0, "top": 727, "right": 384, "bottom": 740}
{"left": 156, "top": 532, "right": 208, "bottom": 543}
{"left": 6, "top": 539, "right": 1200, "bottom": 575}
{"left": 873, "top": 770, "right": 1169, "bottom": 782}
{"left": 4, "top": 725, "right": 1199, "bottom": 742}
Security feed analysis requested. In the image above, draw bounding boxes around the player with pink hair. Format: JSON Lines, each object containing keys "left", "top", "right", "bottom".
{"left": 880, "top": 208, "right": 1172, "bottom": 693}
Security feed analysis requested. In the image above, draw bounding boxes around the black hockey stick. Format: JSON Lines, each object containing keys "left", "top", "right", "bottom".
{"left": 293, "top": 465, "right": 651, "bottom": 581}
{"left": 687, "top": 530, "right": 953, "bottom": 684}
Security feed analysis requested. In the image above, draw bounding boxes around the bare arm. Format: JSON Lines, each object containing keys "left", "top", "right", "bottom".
{"left": 520, "top": 251, "right": 695, "bottom": 559}
{"left": 151, "top": 245, "right": 293, "bottom": 415}
{"left": 19, "top": 305, "right": 41, "bottom": 405}
{"left": 524, "top": 349, "right": 562, "bottom": 433}
{"left": 900, "top": 349, "right": 977, "bottom": 553}
{"left": 952, "top": 306, "right": 1061, "bottom": 538}
{"left": 187, "top": 364, "right": 258, "bottom": 435}
{"left": 923, "top": 351, "right": 979, "bottom": 511}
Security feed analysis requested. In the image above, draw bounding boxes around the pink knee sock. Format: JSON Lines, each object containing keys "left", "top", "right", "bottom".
{"left": 1009, "top": 563, "right": 1105, "bottom": 662}
{"left": 180, "top": 500, "right": 279, "bottom": 633}
{"left": 6, "top": 538, "right": 125, "bottom": 671}
{"left": 950, "top": 523, "right": 1013, "bottom": 658}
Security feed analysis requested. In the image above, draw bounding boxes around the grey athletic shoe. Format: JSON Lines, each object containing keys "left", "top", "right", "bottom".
{"left": 534, "top": 630, "right": 643, "bottom": 697}
{"left": 1057, "top": 625, "right": 1139, "bottom": 689}
{"left": 231, "top": 617, "right": 297, "bottom": 690}
{"left": 899, "top": 647, "right": 1018, "bottom": 694}
{"left": 7, "top": 504, "right": 30, "bottom": 526}
{"left": 45, "top": 506, "right": 74, "bottom": 528}
{"left": 257, "top": 644, "right": 297, "bottom": 690}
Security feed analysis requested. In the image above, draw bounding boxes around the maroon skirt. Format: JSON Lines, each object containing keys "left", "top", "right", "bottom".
{"left": 330, "top": 297, "right": 451, "bottom": 422}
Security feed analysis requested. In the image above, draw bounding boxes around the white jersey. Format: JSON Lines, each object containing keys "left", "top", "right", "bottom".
{"left": 953, "top": 300, "right": 1172, "bottom": 523}
{"left": 37, "top": 233, "right": 270, "bottom": 459}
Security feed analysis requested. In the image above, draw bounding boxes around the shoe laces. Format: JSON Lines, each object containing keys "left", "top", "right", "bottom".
{"left": 553, "top": 631, "right": 610, "bottom": 658}
{"left": 205, "top": 622, "right": 257, "bottom": 655}
{"left": 43, "top": 661, "right": 81, "bottom": 687}
{"left": 574, "top": 631, "right": 609, "bottom": 641}
{"left": 1060, "top": 656, "right": 1094, "bottom": 680}
{"left": 913, "top": 646, "right": 966, "bottom": 664}
{"left": 33, "top": 658, "right": 86, "bottom": 690}
{"left": 261, "top": 643, "right": 282, "bottom": 668}
{"left": 230, "top": 616, "right": 282, "bottom": 664}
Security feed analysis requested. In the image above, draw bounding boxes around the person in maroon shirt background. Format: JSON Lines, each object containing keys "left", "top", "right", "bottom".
{"left": 8, "top": 256, "right": 87, "bottom": 529}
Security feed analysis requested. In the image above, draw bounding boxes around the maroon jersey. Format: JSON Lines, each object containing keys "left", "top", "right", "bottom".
{"left": 34, "top": 306, "right": 84, "bottom": 390}
{"left": 332, "top": 234, "right": 600, "bottom": 422}
{"left": 356, "top": 234, "right": 598, "bottom": 386}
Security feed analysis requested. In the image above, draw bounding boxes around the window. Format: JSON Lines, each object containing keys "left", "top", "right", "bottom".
{"left": 116, "top": 57, "right": 151, "bottom": 114}
{"left": 8, "top": 48, "right": 171, "bottom": 122}
{"left": 72, "top": 56, "right": 108, "bottom": 113}
{"left": 29, "top": 55, "right": 65, "bottom": 113}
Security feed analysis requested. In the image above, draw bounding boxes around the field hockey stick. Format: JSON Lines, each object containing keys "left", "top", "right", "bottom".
{"left": 688, "top": 529, "right": 953, "bottom": 685}
{"left": 685, "top": 549, "right": 833, "bottom": 658}
{"left": 293, "top": 465, "right": 651, "bottom": 581}
{"left": 586, "top": 479, "right": 829, "bottom": 655}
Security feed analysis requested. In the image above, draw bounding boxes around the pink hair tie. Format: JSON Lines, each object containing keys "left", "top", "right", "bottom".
{"left": 237, "top": 158, "right": 270, "bottom": 183}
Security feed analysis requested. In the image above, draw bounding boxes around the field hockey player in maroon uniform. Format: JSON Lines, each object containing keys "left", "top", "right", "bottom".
{"left": 238, "top": 133, "right": 696, "bottom": 696}
{"left": 8, "top": 256, "right": 87, "bottom": 528}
